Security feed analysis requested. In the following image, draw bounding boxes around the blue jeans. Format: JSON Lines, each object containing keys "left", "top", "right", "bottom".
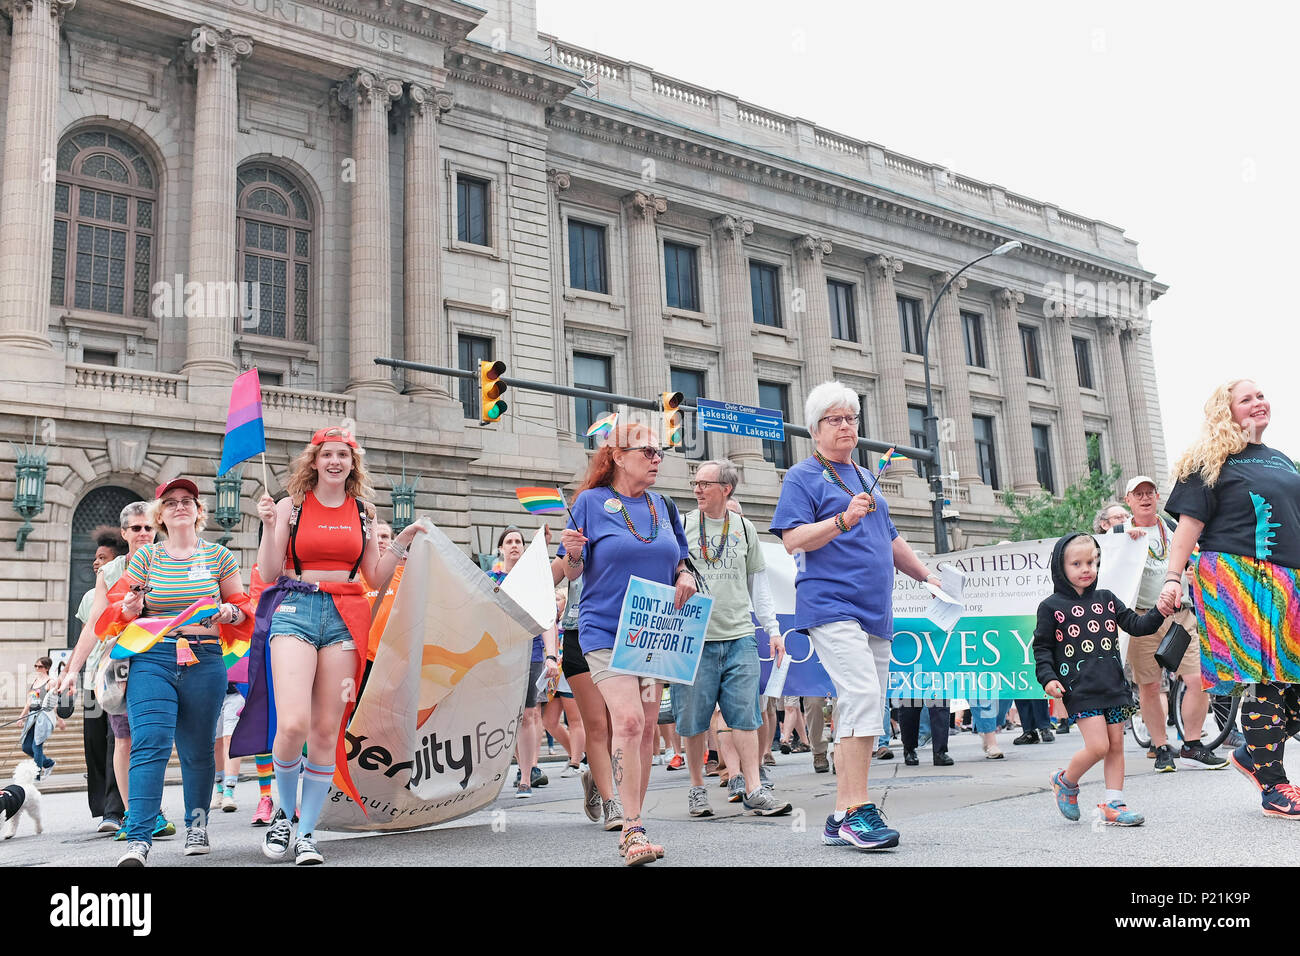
{"left": 125, "top": 640, "right": 226, "bottom": 843}
{"left": 670, "top": 635, "right": 761, "bottom": 738}
{"left": 970, "top": 698, "right": 999, "bottom": 734}
{"left": 880, "top": 698, "right": 892, "bottom": 746}
{"left": 20, "top": 724, "right": 54, "bottom": 769}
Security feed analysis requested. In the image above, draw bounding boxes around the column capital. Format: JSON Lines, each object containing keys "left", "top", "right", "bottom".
{"left": 711, "top": 214, "right": 753, "bottom": 240}
{"left": 930, "top": 272, "right": 968, "bottom": 297}
{"left": 622, "top": 190, "right": 667, "bottom": 222}
{"left": 1121, "top": 318, "right": 1149, "bottom": 341}
{"left": 0, "top": 0, "right": 76, "bottom": 22}
{"left": 994, "top": 287, "right": 1025, "bottom": 311}
{"left": 1100, "top": 316, "right": 1128, "bottom": 336}
{"left": 867, "top": 253, "right": 903, "bottom": 278}
{"left": 547, "top": 168, "right": 572, "bottom": 193}
{"left": 337, "top": 69, "right": 403, "bottom": 112}
{"left": 186, "top": 25, "right": 254, "bottom": 69}
{"left": 793, "top": 234, "right": 831, "bottom": 261}
{"left": 407, "top": 82, "right": 453, "bottom": 118}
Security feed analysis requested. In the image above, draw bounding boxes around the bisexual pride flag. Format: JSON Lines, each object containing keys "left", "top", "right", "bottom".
{"left": 218, "top": 368, "right": 265, "bottom": 476}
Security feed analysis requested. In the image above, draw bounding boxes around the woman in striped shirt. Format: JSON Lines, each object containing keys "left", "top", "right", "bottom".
{"left": 113, "top": 478, "right": 251, "bottom": 866}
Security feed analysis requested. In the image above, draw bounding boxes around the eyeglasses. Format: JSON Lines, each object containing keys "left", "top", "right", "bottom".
{"left": 690, "top": 480, "right": 722, "bottom": 489}
{"left": 1129, "top": 490, "right": 1157, "bottom": 500}
{"left": 819, "top": 415, "right": 859, "bottom": 428}
{"left": 161, "top": 497, "right": 198, "bottom": 511}
{"left": 125, "top": 524, "right": 153, "bottom": 532}
{"left": 624, "top": 446, "right": 665, "bottom": 461}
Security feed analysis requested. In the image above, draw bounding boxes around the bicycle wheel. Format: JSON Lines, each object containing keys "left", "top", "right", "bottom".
{"left": 1127, "top": 683, "right": 1152, "bottom": 750}
{"left": 1173, "top": 679, "right": 1239, "bottom": 751}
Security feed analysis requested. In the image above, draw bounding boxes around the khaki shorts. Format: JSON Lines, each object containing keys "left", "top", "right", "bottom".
{"left": 584, "top": 647, "right": 657, "bottom": 688}
{"left": 1127, "top": 607, "right": 1199, "bottom": 685}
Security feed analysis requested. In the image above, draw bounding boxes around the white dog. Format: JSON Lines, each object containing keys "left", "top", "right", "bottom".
{"left": 1, "top": 759, "right": 44, "bottom": 839}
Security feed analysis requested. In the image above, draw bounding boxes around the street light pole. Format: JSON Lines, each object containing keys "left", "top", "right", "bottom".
{"left": 921, "top": 241, "right": 1023, "bottom": 554}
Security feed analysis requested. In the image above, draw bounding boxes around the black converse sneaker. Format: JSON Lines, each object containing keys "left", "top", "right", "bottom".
{"left": 262, "top": 807, "right": 293, "bottom": 861}
{"left": 294, "top": 834, "right": 324, "bottom": 866}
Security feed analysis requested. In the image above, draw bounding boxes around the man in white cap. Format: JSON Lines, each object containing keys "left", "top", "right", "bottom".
{"left": 1114, "top": 475, "right": 1228, "bottom": 772}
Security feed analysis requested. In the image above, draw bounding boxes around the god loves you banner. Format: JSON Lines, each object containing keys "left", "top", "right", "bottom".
{"left": 755, "top": 533, "right": 1147, "bottom": 702}
{"left": 319, "top": 524, "right": 554, "bottom": 832}
{"left": 609, "top": 576, "right": 714, "bottom": 684}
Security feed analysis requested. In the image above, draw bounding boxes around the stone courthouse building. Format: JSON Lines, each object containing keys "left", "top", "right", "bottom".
{"left": 0, "top": 0, "right": 1167, "bottom": 673}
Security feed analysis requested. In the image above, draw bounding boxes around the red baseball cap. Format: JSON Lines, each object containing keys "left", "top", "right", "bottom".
{"left": 155, "top": 477, "right": 200, "bottom": 500}
{"left": 311, "top": 426, "right": 359, "bottom": 448}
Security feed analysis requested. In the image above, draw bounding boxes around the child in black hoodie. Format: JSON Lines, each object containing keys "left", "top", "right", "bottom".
{"left": 1034, "top": 532, "right": 1166, "bottom": 826}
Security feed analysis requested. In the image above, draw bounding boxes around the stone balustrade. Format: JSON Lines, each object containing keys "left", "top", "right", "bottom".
{"left": 69, "top": 363, "right": 182, "bottom": 398}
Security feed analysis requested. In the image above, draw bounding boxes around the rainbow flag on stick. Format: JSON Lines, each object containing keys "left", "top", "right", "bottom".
{"left": 218, "top": 368, "right": 265, "bottom": 478}
{"left": 515, "top": 487, "right": 568, "bottom": 515}
{"left": 110, "top": 597, "right": 220, "bottom": 659}
{"left": 584, "top": 411, "right": 618, "bottom": 439}
{"left": 864, "top": 447, "right": 907, "bottom": 496}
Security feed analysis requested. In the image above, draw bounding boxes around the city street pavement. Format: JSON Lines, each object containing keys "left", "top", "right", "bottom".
{"left": 7, "top": 727, "right": 1293, "bottom": 867}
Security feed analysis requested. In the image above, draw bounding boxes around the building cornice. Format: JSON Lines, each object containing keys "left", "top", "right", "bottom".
{"left": 448, "top": 41, "right": 578, "bottom": 106}
{"left": 317, "top": 0, "right": 483, "bottom": 46}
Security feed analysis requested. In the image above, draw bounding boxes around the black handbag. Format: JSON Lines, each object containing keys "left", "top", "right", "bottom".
{"left": 1154, "top": 620, "right": 1193, "bottom": 672}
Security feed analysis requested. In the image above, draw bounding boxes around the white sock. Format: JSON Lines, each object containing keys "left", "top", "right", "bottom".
{"left": 833, "top": 810, "right": 846, "bottom": 822}
{"left": 1104, "top": 789, "right": 1123, "bottom": 804}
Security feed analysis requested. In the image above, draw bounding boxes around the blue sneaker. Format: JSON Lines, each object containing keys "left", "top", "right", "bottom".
{"left": 1051, "top": 770, "right": 1080, "bottom": 821}
{"left": 152, "top": 814, "right": 176, "bottom": 838}
{"left": 1098, "top": 800, "right": 1145, "bottom": 826}
{"left": 836, "top": 803, "right": 900, "bottom": 850}
{"left": 822, "top": 813, "right": 851, "bottom": 846}
{"left": 1230, "top": 744, "right": 1264, "bottom": 792}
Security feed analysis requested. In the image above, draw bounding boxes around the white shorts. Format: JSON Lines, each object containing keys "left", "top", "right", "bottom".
{"left": 218, "top": 691, "right": 244, "bottom": 738}
{"left": 806, "top": 621, "right": 890, "bottom": 741}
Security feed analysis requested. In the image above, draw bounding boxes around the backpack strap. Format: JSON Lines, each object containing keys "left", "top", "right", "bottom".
{"left": 348, "top": 498, "right": 367, "bottom": 582}
{"left": 287, "top": 501, "right": 303, "bottom": 577}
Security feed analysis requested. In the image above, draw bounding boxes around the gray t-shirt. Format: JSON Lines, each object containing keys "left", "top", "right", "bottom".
{"left": 685, "top": 509, "right": 765, "bottom": 641}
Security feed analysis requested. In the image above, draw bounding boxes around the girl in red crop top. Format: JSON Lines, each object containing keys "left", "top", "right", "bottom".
{"left": 251, "top": 426, "right": 425, "bottom": 864}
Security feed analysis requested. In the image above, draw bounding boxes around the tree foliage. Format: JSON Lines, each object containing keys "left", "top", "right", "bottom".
{"left": 996, "top": 436, "right": 1124, "bottom": 541}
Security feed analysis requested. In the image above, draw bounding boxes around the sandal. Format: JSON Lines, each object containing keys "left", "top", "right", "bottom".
{"left": 619, "top": 827, "right": 660, "bottom": 866}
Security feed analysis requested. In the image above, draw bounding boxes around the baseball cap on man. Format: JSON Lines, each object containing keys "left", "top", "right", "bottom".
{"left": 1123, "top": 475, "right": 1158, "bottom": 497}
{"left": 155, "top": 477, "right": 200, "bottom": 500}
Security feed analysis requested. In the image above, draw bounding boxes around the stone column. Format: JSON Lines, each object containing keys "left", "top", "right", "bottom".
{"left": 547, "top": 169, "right": 572, "bottom": 438}
{"left": 341, "top": 70, "right": 402, "bottom": 394}
{"left": 866, "top": 254, "right": 912, "bottom": 474}
{"left": 992, "top": 288, "right": 1038, "bottom": 493}
{"left": 1049, "top": 304, "right": 1090, "bottom": 485}
{"left": 712, "top": 214, "right": 762, "bottom": 463}
{"left": 622, "top": 190, "right": 668, "bottom": 398}
{"left": 1099, "top": 317, "right": 1138, "bottom": 488}
{"left": 0, "top": 0, "right": 75, "bottom": 351}
{"left": 402, "top": 83, "right": 452, "bottom": 397}
{"left": 1121, "top": 321, "right": 1156, "bottom": 478}
{"left": 181, "top": 26, "right": 253, "bottom": 376}
{"left": 791, "top": 234, "right": 834, "bottom": 387}
{"left": 931, "top": 273, "right": 979, "bottom": 483}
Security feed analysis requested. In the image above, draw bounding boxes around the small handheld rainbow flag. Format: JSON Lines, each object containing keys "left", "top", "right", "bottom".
{"left": 110, "top": 597, "right": 220, "bottom": 660}
{"left": 877, "top": 448, "right": 909, "bottom": 471}
{"left": 584, "top": 411, "right": 618, "bottom": 439}
{"left": 515, "top": 487, "right": 568, "bottom": 515}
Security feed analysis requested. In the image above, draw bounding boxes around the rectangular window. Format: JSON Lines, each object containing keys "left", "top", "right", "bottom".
{"left": 1032, "top": 423, "right": 1055, "bottom": 493}
{"left": 457, "top": 334, "right": 493, "bottom": 420}
{"left": 259, "top": 371, "right": 284, "bottom": 387}
{"left": 1073, "top": 336, "right": 1094, "bottom": 389}
{"left": 973, "top": 415, "right": 999, "bottom": 489}
{"left": 568, "top": 220, "right": 607, "bottom": 294}
{"left": 828, "top": 280, "right": 857, "bottom": 341}
{"left": 750, "top": 262, "right": 782, "bottom": 327}
{"left": 1086, "top": 430, "right": 1104, "bottom": 475}
{"left": 82, "top": 348, "right": 117, "bottom": 367}
{"left": 898, "top": 295, "right": 924, "bottom": 354}
{"left": 908, "top": 404, "right": 929, "bottom": 451}
{"left": 962, "top": 311, "right": 987, "bottom": 368}
{"left": 758, "top": 381, "right": 790, "bottom": 469}
{"left": 663, "top": 241, "right": 699, "bottom": 312}
{"left": 1020, "top": 324, "right": 1043, "bottom": 380}
{"left": 669, "top": 367, "right": 708, "bottom": 461}
{"left": 573, "top": 352, "right": 613, "bottom": 449}
{"left": 456, "top": 175, "right": 490, "bottom": 246}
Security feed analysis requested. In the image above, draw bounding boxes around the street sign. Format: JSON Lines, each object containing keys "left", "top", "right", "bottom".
{"left": 694, "top": 398, "right": 785, "bottom": 441}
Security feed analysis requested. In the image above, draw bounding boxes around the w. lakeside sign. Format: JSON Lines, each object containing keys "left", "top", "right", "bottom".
{"left": 756, "top": 534, "right": 1147, "bottom": 701}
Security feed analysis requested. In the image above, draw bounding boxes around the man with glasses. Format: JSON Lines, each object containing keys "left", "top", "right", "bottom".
{"left": 1115, "top": 476, "right": 1228, "bottom": 772}
{"left": 670, "top": 460, "right": 791, "bottom": 818}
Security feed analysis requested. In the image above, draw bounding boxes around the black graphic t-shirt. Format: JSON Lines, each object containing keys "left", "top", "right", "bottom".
{"left": 1166, "top": 444, "right": 1300, "bottom": 569}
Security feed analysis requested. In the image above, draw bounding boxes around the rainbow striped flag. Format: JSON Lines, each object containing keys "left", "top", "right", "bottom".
{"left": 515, "top": 487, "right": 568, "bottom": 515}
{"left": 218, "top": 368, "right": 265, "bottom": 476}
{"left": 584, "top": 411, "right": 618, "bottom": 439}
{"left": 109, "top": 597, "right": 220, "bottom": 659}
{"left": 877, "top": 447, "right": 908, "bottom": 472}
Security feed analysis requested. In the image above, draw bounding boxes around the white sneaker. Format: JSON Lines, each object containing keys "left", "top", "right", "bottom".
{"left": 116, "top": 841, "right": 150, "bottom": 867}
{"left": 560, "top": 763, "right": 581, "bottom": 778}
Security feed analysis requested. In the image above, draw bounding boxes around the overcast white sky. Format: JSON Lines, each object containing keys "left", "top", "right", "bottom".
{"left": 536, "top": 0, "right": 1300, "bottom": 470}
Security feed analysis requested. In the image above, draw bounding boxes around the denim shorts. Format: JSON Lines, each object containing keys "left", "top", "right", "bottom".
{"left": 670, "top": 635, "right": 761, "bottom": 738}
{"left": 269, "top": 589, "right": 356, "bottom": 651}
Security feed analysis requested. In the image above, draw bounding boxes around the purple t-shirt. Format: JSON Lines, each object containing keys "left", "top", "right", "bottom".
{"left": 769, "top": 455, "right": 900, "bottom": 638}
{"left": 558, "top": 488, "right": 690, "bottom": 653}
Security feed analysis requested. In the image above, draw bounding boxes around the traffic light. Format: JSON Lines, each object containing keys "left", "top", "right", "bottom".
{"left": 661, "top": 390, "right": 684, "bottom": 449}
{"left": 479, "top": 360, "right": 508, "bottom": 424}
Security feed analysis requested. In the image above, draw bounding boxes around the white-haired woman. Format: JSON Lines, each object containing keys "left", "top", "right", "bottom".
{"left": 770, "top": 381, "right": 940, "bottom": 851}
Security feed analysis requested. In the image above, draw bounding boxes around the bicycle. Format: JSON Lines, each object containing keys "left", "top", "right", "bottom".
{"left": 1127, "top": 671, "right": 1240, "bottom": 752}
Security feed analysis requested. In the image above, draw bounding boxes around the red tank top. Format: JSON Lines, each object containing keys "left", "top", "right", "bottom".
{"left": 290, "top": 492, "right": 365, "bottom": 573}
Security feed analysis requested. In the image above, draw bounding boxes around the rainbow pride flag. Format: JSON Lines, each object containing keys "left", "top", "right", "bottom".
{"left": 515, "top": 487, "right": 568, "bottom": 515}
{"left": 877, "top": 447, "right": 908, "bottom": 472}
{"left": 584, "top": 411, "right": 618, "bottom": 439}
{"left": 218, "top": 368, "right": 265, "bottom": 476}
{"left": 110, "top": 597, "right": 220, "bottom": 659}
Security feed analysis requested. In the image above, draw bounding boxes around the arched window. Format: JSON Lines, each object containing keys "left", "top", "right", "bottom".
{"left": 236, "top": 165, "right": 312, "bottom": 341}
{"left": 53, "top": 129, "right": 157, "bottom": 318}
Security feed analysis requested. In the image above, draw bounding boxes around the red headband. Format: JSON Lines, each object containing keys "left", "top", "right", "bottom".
{"left": 311, "top": 427, "right": 359, "bottom": 448}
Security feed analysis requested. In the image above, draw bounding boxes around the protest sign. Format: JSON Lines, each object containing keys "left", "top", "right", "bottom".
{"left": 608, "top": 576, "right": 714, "bottom": 684}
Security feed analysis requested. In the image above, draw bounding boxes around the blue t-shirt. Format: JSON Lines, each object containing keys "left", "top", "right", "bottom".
{"left": 489, "top": 569, "right": 545, "bottom": 662}
{"left": 558, "top": 488, "right": 690, "bottom": 653}
{"left": 769, "top": 455, "right": 900, "bottom": 639}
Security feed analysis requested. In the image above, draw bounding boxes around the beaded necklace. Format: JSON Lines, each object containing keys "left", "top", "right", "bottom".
{"left": 697, "top": 510, "right": 730, "bottom": 563}
{"left": 610, "top": 491, "right": 659, "bottom": 543}
{"left": 813, "top": 450, "right": 876, "bottom": 512}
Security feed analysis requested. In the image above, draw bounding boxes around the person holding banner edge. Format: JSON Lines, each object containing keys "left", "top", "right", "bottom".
{"left": 553, "top": 421, "right": 697, "bottom": 866}
{"left": 769, "top": 382, "right": 941, "bottom": 851}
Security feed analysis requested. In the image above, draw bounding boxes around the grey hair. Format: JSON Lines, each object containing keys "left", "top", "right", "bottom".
{"left": 698, "top": 459, "right": 740, "bottom": 494}
{"left": 1092, "top": 501, "right": 1127, "bottom": 534}
{"left": 119, "top": 501, "right": 149, "bottom": 528}
{"left": 804, "top": 381, "right": 860, "bottom": 435}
